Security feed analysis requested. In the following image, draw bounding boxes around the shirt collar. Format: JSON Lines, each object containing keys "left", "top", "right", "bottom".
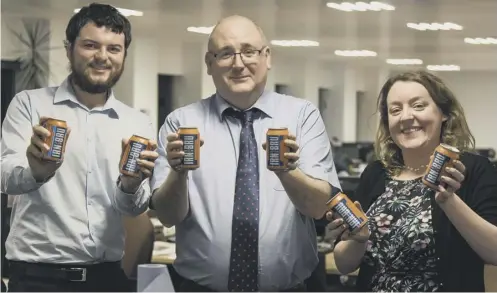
{"left": 214, "top": 90, "right": 274, "bottom": 121}
{"left": 53, "top": 76, "right": 121, "bottom": 118}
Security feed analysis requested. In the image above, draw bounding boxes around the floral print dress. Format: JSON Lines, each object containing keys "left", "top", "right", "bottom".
{"left": 362, "top": 178, "right": 442, "bottom": 292}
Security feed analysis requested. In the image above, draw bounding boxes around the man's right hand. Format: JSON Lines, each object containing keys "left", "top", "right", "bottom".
{"left": 26, "top": 118, "right": 69, "bottom": 182}
{"left": 166, "top": 132, "right": 203, "bottom": 173}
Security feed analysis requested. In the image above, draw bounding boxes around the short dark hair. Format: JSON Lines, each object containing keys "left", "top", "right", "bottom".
{"left": 65, "top": 3, "right": 132, "bottom": 50}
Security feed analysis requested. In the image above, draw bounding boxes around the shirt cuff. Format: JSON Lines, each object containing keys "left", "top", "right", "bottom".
{"left": 22, "top": 166, "right": 53, "bottom": 191}
{"left": 115, "top": 178, "right": 151, "bottom": 216}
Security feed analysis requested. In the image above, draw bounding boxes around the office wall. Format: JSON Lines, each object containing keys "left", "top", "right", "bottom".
{"left": 438, "top": 72, "right": 497, "bottom": 150}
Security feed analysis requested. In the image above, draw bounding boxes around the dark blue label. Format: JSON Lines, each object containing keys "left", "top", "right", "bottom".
{"left": 122, "top": 141, "right": 147, "bottom": 173}
{"left": 181, "top": 134, "right": 198, "bottom": 166}
{"left": 267, "top": 135, "right": 284, "bottom": 167}
{"left": 333, "top": 199, "right": 363, "bottom": 230}
{"left": 47, "top": 126, "right": 66, "bottom": 159}
{"left": 424, "top": 151, "right": 450, "bottom": 186}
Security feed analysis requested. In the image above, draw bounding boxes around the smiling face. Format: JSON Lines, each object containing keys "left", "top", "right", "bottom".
{"left": 205, "top": 16, "right": 271, "bottom": 104}
{"left": 67, "top": 21, "right": 126, "bottom": 94}
{"left": 386, "top": 81, "right": 447, "bottom": 153}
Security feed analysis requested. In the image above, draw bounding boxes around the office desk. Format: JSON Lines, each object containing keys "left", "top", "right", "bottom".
{"left": 151, "top": 251, "right": 359, "bottom": 277}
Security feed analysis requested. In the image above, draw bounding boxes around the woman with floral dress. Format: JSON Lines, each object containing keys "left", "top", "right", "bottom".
{"left": 326, "top": 70, "right": 497, "bottom": 292}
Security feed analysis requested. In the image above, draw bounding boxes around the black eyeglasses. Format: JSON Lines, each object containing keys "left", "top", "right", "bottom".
{"left": 211, "top": 47, "right": 266, "bottom": 64}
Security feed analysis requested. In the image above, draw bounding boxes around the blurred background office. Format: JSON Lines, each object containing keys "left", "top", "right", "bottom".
{"left": 1, "top": 0, "right": 496, "bottom": 291}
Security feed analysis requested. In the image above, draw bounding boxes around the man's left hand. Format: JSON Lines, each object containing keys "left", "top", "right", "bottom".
{"left": 262, "top": 133, "right": 299, "bottom": 171}
{"left": 120, "top": 139, "right": 159, "bottom": 194}
{"left": 436, "top": 159, "right": 466, "bottom": 204}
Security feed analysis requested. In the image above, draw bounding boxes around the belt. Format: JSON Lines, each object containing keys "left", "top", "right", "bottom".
{"left": 9, "top": 261, "right": 119, "bottom": 282}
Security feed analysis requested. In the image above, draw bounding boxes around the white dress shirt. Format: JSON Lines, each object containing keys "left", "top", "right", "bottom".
{"left": 1, "top": 77, "right": 155, "bottom": 264}
{"left": 151, "top": 92, "right": 341, "bottom": 291}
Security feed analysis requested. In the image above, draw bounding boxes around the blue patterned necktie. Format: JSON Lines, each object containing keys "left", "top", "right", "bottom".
{"left": 225, "top": 108, "right": 260, "bottom": 292}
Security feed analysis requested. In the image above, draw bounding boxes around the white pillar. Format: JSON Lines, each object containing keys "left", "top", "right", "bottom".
{"left": 342, "top": 66, "right": 358, "bottom": 142}
{"left": 113, "top": 35, "right": 159, "bottom": 131}
{"left": 291, "top": 59, "right": 320, "bottom": 107}
{"left": 256, "top": 0, "right": 277, "bottom": 92}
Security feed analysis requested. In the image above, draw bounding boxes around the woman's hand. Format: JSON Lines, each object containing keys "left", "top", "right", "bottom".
{"left": 436, "top": 159, "right": 466, "bottom": 204}
{"left": 325, "top": 201, "right": 371, "bottom": 243}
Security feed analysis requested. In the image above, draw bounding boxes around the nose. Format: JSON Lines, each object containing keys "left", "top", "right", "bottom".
{"left": 94, "top": 48, "right": 109, "bottom": 61}
{"left": 400, "top": 108, "right": 414, "bottom": 121}
{"left": 232, "top": 53, "right": 245, "bottom": 69}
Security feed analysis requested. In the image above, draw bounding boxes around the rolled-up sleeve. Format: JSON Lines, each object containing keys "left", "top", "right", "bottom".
{"left": 1, "top": 92, "right": 47, "bottom": 195}
{"left": 297, "top": 102, "right": 341, "bottom": 190}
{"left": 113, "top": 119, "right": 156, "bottom": 216}
{"left": 150, "top": 114, "right": 180, "bottom": 193}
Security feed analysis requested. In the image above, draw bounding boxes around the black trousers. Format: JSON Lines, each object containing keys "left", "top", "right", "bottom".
{"left": 7, "top": 261, "right": 133, "bottom": 292}
{"left": 178, "top": 277, "right": 307, "bottom": 292}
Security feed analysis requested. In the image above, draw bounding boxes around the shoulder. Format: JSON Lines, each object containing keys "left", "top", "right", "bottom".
{"left": 360, "top": 160, "right": 386, "bottom": 179}
{"left": 115, "top": 100, "right": 150, "bottom": 122}
{"left": 169, "top": 98, "right": 212, "bottom": 120}
{"left": 347, "top": 160, "right": 386, "bottom": 208}
{"left": 460, "top": 151, "right": 495, "bottom": 169}
{"left": 13, "top": 86, "right": 57, "bottom": 104}
{"left": 460, "top": 151, "right": 497, "bottom": 184}
{"left": 274, "top": 93, "right": 316, "bottom": 110}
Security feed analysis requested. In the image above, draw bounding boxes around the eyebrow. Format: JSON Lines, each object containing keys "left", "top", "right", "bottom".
{"left": 79, "top": 38, "right": 123, "bottom": 48}
{"left": 216, "top": 43, "right": 260, "bottom": 51}
{"left": 389, "top": 96, "right": 424, "bottom": 105}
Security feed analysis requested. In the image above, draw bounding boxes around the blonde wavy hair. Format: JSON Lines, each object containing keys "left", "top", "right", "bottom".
{"left": 374, "top": 70, "right": 475, "bottom": 175}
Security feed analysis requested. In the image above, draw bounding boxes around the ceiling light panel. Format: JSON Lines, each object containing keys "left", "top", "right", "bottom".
{"left": 186, "top": 26, "right": 214, "bottom": 34}
{"left": 326, "top": 1, "right": 395, "bottom": 11}
{"left": 464, "top": 37, "right": 497, "bottom": 45}
{"left": 74, "top": 7, "right": 143, "bottom": 17}
{"left": 406, "top": 22, "right": 462, "bottom": 31}
{"left": 335, "top": 50, "right": 377, "bottom": 57}
{"left": 270, "top": 40, "right": 319, "bottom": 47}
{"left": 426, "top": 65, "right": 460, "bottom": 71}
{"left": 386, "top": 59, "right": 423, "bottom": 65}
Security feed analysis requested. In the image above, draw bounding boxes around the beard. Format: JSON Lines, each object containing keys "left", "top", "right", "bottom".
{"left": 69, "top": 55, "right": 124, "bottom": 94}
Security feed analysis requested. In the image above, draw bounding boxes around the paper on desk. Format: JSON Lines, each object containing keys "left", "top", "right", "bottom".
{"left": 137, "top": 264, "right": 175, "bottom": 292}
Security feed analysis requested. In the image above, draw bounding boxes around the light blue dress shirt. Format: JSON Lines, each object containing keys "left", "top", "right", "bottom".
{"left": 1, "top": 77, "right": 155, "bottom": 264}
{"left": 151, "top": 91, "right": 340, "bottom": 291}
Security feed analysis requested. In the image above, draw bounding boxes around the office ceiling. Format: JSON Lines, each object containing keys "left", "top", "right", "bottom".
{"left": 2, "top": 0, "right": 497, "bottom": 71}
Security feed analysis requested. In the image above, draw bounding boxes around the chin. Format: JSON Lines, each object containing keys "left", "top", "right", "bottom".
{"left": 228, "top": 84, "right": 255, "bottom": 94}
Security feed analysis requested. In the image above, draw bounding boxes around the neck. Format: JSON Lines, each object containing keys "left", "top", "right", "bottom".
{"left": 219, "top": 88, "right": 263, "bottom": 110}
{"left": 70, "top": 79, "right": 108, "bottom": 109}
{"left": 402, "top": 147, "right": 435, "bottom": 170}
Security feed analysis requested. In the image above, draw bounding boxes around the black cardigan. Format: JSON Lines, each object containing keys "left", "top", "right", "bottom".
{"left": 348, "top": 152, "right": 497, "bottom": 292}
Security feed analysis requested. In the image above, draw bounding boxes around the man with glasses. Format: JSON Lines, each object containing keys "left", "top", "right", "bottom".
{"left": 150, "top": 15, "right": 340, "bottom": 292}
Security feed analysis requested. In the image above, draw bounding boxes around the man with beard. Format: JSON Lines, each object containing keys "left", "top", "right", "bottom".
{"left": 0, "top": 3, "right": 158, "bottom": 292}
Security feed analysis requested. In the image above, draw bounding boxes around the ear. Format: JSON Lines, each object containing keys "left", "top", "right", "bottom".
{"left": 205, "top": 52, "right": 213, "bottom": 76}
{"left": 64, "top": 40, "right": 71, "bottom": 60}
{"left": 442, "top": 114, "right": 448, "bottom": 122}
{"left": 265, "top": 47, "right": 272, "bottom": 70}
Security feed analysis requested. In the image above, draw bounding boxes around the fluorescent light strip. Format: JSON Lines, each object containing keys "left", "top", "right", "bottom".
{"left": 426, "top": 65, "right": 460, "bottom": 71}
{"left": 270, "top": 40, "right": 320, "bottom": 47}
{"left": 464, "top": 37, "right": 497, "bottom": 45}
{"left": 407, "top": 22, "right": 462, "bottom": 31}
{"left": 186, "top": 26, "right": 214, "bottom": 34}
{"left": 386, "top": 58, "right": 423, "bottom": 65}
{"left": 74, "top": 7, "right": 143, "bottom": 17}
{"left": 326, "top": 1, "right": 395, "bottom": 11}
{"left": 335, "top": 50, "right": 377, "bottom": 57}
